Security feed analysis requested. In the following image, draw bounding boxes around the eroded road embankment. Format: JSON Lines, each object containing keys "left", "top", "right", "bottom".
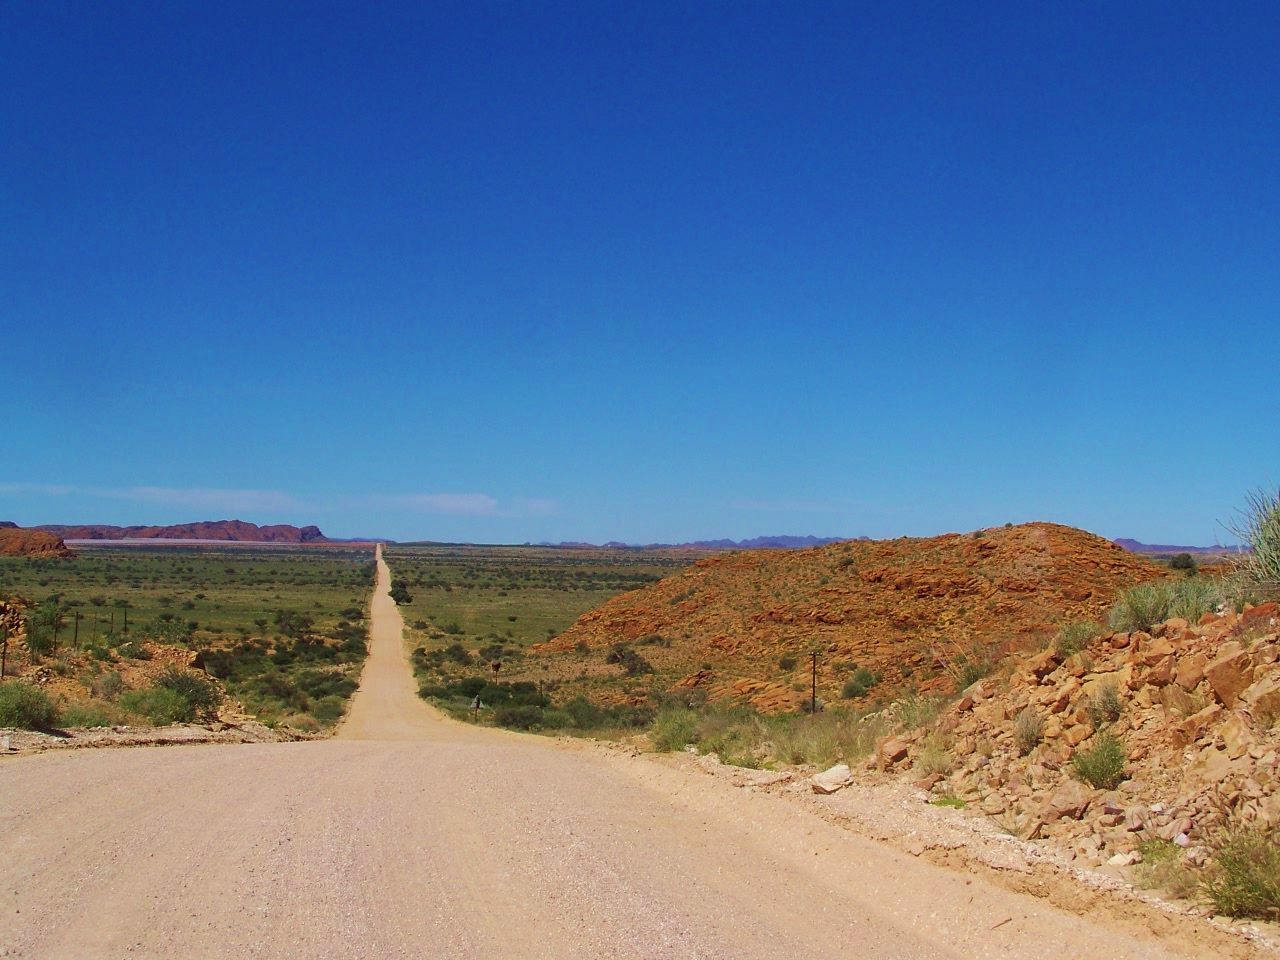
{"left": 0, "top": 547, "right": 1255, "bottom": 959}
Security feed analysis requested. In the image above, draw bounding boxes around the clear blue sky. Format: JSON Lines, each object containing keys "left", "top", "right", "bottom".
{"left": 3, "top": 2, "right": 1277, "bottom": 544}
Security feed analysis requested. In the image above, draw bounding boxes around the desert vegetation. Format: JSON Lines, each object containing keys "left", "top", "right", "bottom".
{"left": 0, "top": 544, "right": 374, "bottom": 730}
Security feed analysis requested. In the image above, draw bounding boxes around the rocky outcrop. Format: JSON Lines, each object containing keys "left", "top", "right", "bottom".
{"left": 0, "top": 528, "right": 72, "bottom": 557}
{"left": 881, "top": 601, "right": 1280, "bottom": 867}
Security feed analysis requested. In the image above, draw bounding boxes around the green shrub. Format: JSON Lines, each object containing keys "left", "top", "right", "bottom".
{"left": 1111, "top": 578, "right": 1221, "bottom": 631}
{"left": 1135, "top": 838, "right": 1200, "bottom": 899}
{"left": 1109, "top": 581, "right": 1174, "bottom": 631}
{"left": 1230, "top": 488, "right": 1280, "bottom": 586}
{"left": 86, "top": 670, "right": 123, "bottom": 700}
{"left": 156, "top": 668, "right": 223, "bottom": 719}
{"left": 777, "top": 655, "right": 797, "bottom": 671}
{"left": 1203, "top": 826, "right": 1280, "bottom": 919}
{"left": 1169, "top": 577, "right": 1220, "bottom": 623}
{"left": 0, "top": 682, "right": 59, "bottom": 729}
{"left": 913, "top": 733, "right": 953, "bottom": 777}
{"left": 1055, "top": 620, "right": 1101, "bottom": 657}
{"left": 493, "top": 704, "right": 544, "bottom": 729}
{"left": 1014, "top": 706, "right": 1043, "bottom": 755}
{"left": 1169, "top": 552, "right": 1197, "bottom": 574}
{"left": 311, "top": 695, "right": 346, "bottom": 725}
{"left": 841, "top": 667, "right": 879, "bottom": 699}
{"left": 1071, "top": 731, "right": 1127, "bottom": 789}
{"left": 120, "top": 687, "right": 192, "bottom": 725}
{"left": 605, "top": 644, "right": 653, "bottom": 676}
{"left": 650, "top": 706, "right": 700, "bottom": 751}
{"left": 60, "top": 702, "right": 115, "bottom": 728}
{"left": 1085, "top": 682, "right": 1123, "bottom": 728}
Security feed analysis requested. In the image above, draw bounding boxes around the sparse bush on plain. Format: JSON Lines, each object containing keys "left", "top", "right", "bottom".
{"left": 1071, "top": 731, "right": 1127, "bottom": 789}
{"left": 1169, "top": 552, "right": 1197, "bottom": 574}
{"left": 0, "top": 681, "right": 59, "bottom": 729}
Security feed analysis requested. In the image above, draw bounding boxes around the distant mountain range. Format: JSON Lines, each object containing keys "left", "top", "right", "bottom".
{"left": 545, "top": 535, "right": 857, "bottom": 551}
{"left": 32, "top": 520, "right": 328, "bottom": 543}
{"left": 1113, "top": 538, "right": 1244, "bottom": 555}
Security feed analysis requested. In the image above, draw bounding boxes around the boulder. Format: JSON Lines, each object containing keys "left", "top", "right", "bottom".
{"left": 1205, "top": 650, "right": 1255, "bottom": 707}
{"left": 877, "top": 737, "right": 910, "bottom": 770}
{"left": 1241, "top": 602, "right": 1280, "bottom": 629}
{"left": 1174, "top": 652, "right": 1207, "bottom": 691}
{"left": 810, "top": 763, "right": 853, "bottom": 794}
{"left": 1243, "top": 672, "right": 1280, "bottom": 722}
{"left": 1040, "top": 779, "right": 1093, "bottom": 822}
{"left": 1220, "top": 713, "right": 1256, "bottom": 761}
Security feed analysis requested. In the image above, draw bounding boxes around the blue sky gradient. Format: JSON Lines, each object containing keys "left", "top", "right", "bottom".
{"left": 4, "top": 3, "right": 1278, "bottom": 543}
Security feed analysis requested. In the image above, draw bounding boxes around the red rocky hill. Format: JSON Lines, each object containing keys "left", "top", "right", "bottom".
{"left": 0, "top": 527, "right": 73, "bottom": 557}
{"left": 534, "top": 523, "right": 1165, "bottom": 712}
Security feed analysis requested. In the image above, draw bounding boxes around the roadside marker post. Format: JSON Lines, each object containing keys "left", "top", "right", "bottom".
{"left": 810, "top": 650, "right": 819, "bottom": 714}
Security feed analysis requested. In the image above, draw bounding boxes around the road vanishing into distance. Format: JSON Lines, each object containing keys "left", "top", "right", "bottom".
{"left": 0, "top": 547, "right": 1230, "bottom": 959}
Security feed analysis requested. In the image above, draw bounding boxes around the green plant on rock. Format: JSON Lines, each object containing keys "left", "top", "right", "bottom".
{"left": 1108, "top": 582, "right": 1173, "bottom": 632}
{"left": 1085, "top": 682, "right": 1123, "bottom": 729}
{"left": 1071, "top": 731, "right": 1127, "bottom": 789}
{"left": 1054, "top": 620, "right": 1101, "bottom": 657}
{"left": 1014, "top": 706, "right": 1043, "bottom": 755}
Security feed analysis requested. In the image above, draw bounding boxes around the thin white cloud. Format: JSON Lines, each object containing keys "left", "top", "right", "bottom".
{"left": 0, "top": 483, "right": 555, "bottom": 520}
{"left": 362, "top": 493, "right": 558, "bottom": 518}
{"left": 369, "top": 493, "right": 500, "bottom": 516}
{"left": 729, "top": 497, "right": 853, "bottom": 515}
{"left": 0, "top": 483, "right": 305, "bottom": 514}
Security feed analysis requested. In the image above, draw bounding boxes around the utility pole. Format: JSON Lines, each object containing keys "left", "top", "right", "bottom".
{"left": 123, "top": 607, "right": 128, "bottom": 636}
{"left": 74, "top": 612, "right": 81, "bottom": 650}
{"left": 810, "top": 650, "right": 819, "bottom": 714}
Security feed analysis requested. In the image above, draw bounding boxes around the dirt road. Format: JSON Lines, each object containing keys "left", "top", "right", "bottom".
{"left": 0, "top": 548, "right": 1252, "bottom": 959}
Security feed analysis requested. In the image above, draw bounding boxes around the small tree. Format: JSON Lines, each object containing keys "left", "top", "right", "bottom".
{"left": 1169, "top": 552, "right": 1197, "bottom": 575}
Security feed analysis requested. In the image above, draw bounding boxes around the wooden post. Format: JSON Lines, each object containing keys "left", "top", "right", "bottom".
{"left": 810, "top": 650, "right": 818, "bottom": 714}
{"left": 74, "top": 612, "right": 81, "bottom": 649}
